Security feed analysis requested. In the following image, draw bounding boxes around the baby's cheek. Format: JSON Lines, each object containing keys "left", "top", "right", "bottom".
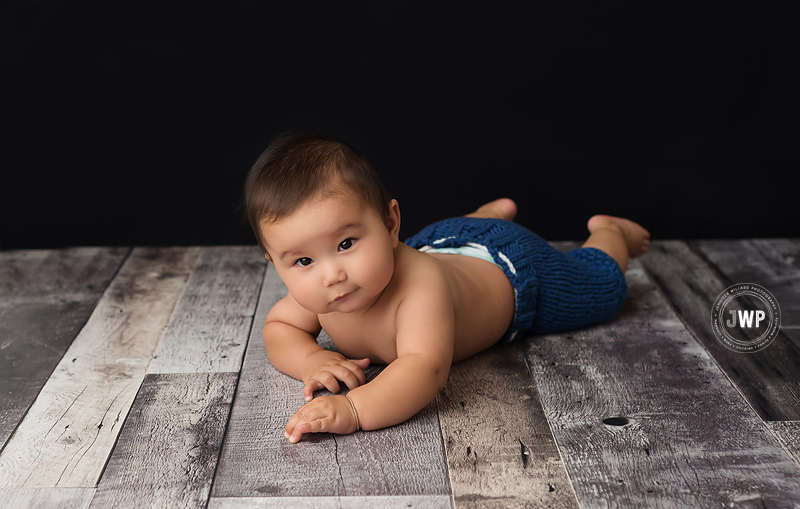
{"left": 290, "top": 284, "right": 319, "bottom": 312}
{"left": 370, "top": 251, "right": 395, "bottom": 288}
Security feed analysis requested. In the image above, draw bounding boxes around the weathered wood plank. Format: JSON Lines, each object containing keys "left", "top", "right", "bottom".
{"left": 0, "top": 247, "right": 129, "bottom": 449}
{"left": 767, "top": 421, "right": 800, "bottom": 469}
{"left": 525, "top": 262, "right": 800, "bottom": 507}
{"left": 148, "top": 246, "right": 266, "bottom": 374}
{"left": 764, "top": 238, "right": 800, "bottom": 272}
{"left": 211, "top": 268, "right": 451, "bottom": 498}
{"left": 0, "top": 488, "right": 95, "bottom": 509}
{"left": 89, "top": 247, "right": 265, "bottom": 507}
{"left": 697, "top": 238, "right": 800, "bottom": 342}
{"left": 89, "top": 373, "right": 236, "bottom": 508}
{"left": 638, "top": 240, "right": 800, "bottom": 420}
{"left": 209, "top": 495, "right": 453, "bottom": 508}
{"left": 437, "top": 340, "right": 579, "bottom": 509}
{"left": 0, "top": 247, "right": 199, "bottom": 488}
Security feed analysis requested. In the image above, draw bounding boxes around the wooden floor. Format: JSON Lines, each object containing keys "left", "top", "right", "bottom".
{"left": 1, "top": 240, "right": 799, "bottom": 508}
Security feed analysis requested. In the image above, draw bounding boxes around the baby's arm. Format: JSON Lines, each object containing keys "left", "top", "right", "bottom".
{"left": 285, "top": 283, "right": 455, "bottom": 441}
{"left": 264, "top": 294, "right": 369, "bottom": 400}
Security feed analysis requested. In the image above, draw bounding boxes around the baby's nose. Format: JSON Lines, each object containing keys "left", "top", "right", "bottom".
{"left": 323, "top": 265, "right": 347, "bottom": 286}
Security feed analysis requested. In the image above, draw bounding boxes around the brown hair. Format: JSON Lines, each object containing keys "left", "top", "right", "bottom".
{"left": 244, "top": 132, "right": 392, "bottom": 255}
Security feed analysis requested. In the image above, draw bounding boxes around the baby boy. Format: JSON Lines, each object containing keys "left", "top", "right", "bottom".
{"left": 244, "top": 133, "right": 650, "bottom": 443}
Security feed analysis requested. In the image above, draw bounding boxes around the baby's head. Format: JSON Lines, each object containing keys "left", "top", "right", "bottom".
{"left": 245, "top": 133, "right": 399, "bottom": 314}
{"left": 244, "top": 132, "right": 393, "bottom": 258}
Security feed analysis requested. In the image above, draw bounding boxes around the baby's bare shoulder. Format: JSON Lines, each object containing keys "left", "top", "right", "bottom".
{"left": 390, "top": 246, "right": 456, "bottom": 346}
{"left": 391, "top": 245, "right": 453, "bottom": 303}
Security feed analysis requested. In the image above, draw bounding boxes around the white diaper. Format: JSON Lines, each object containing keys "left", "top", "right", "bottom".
{"left": 417, "top": 241, "right": 500, "bottom": 268}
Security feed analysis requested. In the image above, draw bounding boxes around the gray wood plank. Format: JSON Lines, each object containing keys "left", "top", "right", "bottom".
{"left": 638, "top": 240, "right": 800, "bottom": 420}
{"left": 697, "top": 238, "right": 800, "bottom": 343}
{"left": 90, "top": 373, "right": 237, "bottom": 509}
{"left": 0, "top": 247, "right": 199, "bottom": 488}
{"left": 148, "top": 246, "right": 266, "bottom": 374}
{"left": 525, "top": 261, "right": 800, "bottom": 508}
{"left": 209, "top": 495, "right": 453, "bottom": 508}
{"left": 89, "top": 247, "right": 265, "bottom": 507}
{"left": 211, "top": 268, "right": 451, "bottom": 499}
{"left": 0, "top": 247, "right": 129, "bottom": 450}
{"left": 767, "top": 421, "right": 800, "bottom": 469}
{"left": 437, "top": 340, "right": 579, "bottom": 509}
{"left": 764, "top": 238, "right": 800, "bottom": 272}
{"left": 0, "top": 488, "right": 95, "bottom": 509}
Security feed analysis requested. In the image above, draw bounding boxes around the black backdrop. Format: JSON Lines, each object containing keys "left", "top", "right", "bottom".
{"left": 2, "top": 2, "right": 797, "bottom": 249}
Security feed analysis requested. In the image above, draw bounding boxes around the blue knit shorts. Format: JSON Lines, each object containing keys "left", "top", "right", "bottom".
{"left": 405, "top": 217, "right": 627, "bottom": 342}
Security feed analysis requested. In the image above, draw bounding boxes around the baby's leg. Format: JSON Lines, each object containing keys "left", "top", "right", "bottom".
{"left": 582, "top": 215, "right": 650, "bottom": 273}
{"left": 464, "top": 198, "right": 517, "bottom": 221}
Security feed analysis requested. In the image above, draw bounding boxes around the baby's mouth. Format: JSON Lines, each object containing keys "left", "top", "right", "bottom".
{"left": 334, "top": 291, "right": 353, "bottom": 302}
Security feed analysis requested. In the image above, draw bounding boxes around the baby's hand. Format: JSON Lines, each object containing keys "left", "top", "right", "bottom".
{"left": 302, "top": 354, "right": 370, "bottom": 402}
{"left": 285, "top": 395, "right": 359, "bottom": 443}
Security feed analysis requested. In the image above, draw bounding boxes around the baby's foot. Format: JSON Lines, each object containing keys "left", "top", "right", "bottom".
{"left": 465, "top": 198, "right": 517, "bottom": 221}
{"left": 587, "top": 215, "right": 651, "bottom": 258}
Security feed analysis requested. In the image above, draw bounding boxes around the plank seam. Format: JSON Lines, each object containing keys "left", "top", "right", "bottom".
{"left": 766, "top": 422, "right": 800, "bottom": 470}
{"left": 637, "top": 255, "right": 710, "bottom": 352}
{"left": 93, "top": 376, "right": 146, "bottom": 489}
{"left": 147, "top": 247, "right": 203, "bottom": 375}
{"left": 683, "top": 240, "right": 800, "bottom": 422}
{"left": 636, "top": 251, "right": 772, "bottom": 425}
{"left": 685, "top": 240, "right": 735, "bottom": 288}
{"left": 0, "top": 247, "right": 134, "bottom": 459}
{"left": 432, "top": 396, "right": 455, "bottom": 509}
{"left": 520, "top": 343, "right": 583, "bottom": 508}
{"left": 204, "top": 260, "right": 269, "bottom": 509}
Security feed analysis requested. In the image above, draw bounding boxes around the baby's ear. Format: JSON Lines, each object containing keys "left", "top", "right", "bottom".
{"left": 385, "top": 199, "right": 401, "bottom": 247}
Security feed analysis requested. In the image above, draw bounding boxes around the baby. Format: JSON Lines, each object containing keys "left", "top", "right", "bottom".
{"left": 244, "top": 133, "right": 650, "bottom": 443}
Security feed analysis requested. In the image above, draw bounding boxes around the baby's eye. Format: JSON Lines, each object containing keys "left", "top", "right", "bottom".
{"left": 338, "top": 238, "right": 355, "bottom": 251}
{"left": 295, "top": 257, "right": 313, "bottom": 267}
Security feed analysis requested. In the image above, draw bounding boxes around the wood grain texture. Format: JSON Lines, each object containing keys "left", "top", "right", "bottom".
{"left": 148, "top": 246, "right": 266, "bottom": 374}
{"left": 525, "top": 262, "right": 800, "bottom": 508}
{"left": 764, "top": 238, "right": 800, "bottom": 272}
{"left": 211, "top": 268, "right": 451, "bottom": 499}
{"left": 638, "top": 240, "right": 800, "bottom": 420}
{"left": 0, "top": 247, "right": 199, "bottom": 488}
{"left": 697, "top": 238, "right": 800, "bottom": 339}
{"left": 209, "top": 495, "right": 453, "bottom": 508}
{"left": 90, "top": 373, "right": 237, "bottom": 509}
{"left": 0, "top": 247, "right": 129, "bottom": 449}
{"left": 0, "top": 488, "right": 95, "bottom": 509}
{"left": 767, "top": 421, "right": 800, "bottom": 469}
{"left": 437, "top": 340, "right": 579, "bottom": 509}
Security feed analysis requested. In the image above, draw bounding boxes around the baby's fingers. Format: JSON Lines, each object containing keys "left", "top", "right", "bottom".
{"left": 285, "top": 405, "right": 329, "bottom": 443}
{"left": 302, "top": 379, "right": 325, "bottom": 402}
{"left": 342, "top": 358, "right": 370, "bottom": 387}
{"left": 304, "top": 371, "right": 342, "bottom": 399}
{"left": 304, "top": 364, "right": 363, "bottom": 401}
{"left": 284, "top": 406, "right": 307, "bottom": 442}
{"left": 331, "top": 364, "right": 365, "bottom": 392}
{"left": 284, "top": 396, "right": 358, "bottom": 443}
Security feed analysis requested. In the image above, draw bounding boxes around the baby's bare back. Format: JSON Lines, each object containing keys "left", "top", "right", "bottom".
{"left": 424, "top": 250, "right": 515, "bottom": 361}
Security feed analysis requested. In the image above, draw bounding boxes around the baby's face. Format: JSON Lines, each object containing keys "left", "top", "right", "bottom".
{"left": 261, "top": 195, "right": 399, "bottom": 315}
